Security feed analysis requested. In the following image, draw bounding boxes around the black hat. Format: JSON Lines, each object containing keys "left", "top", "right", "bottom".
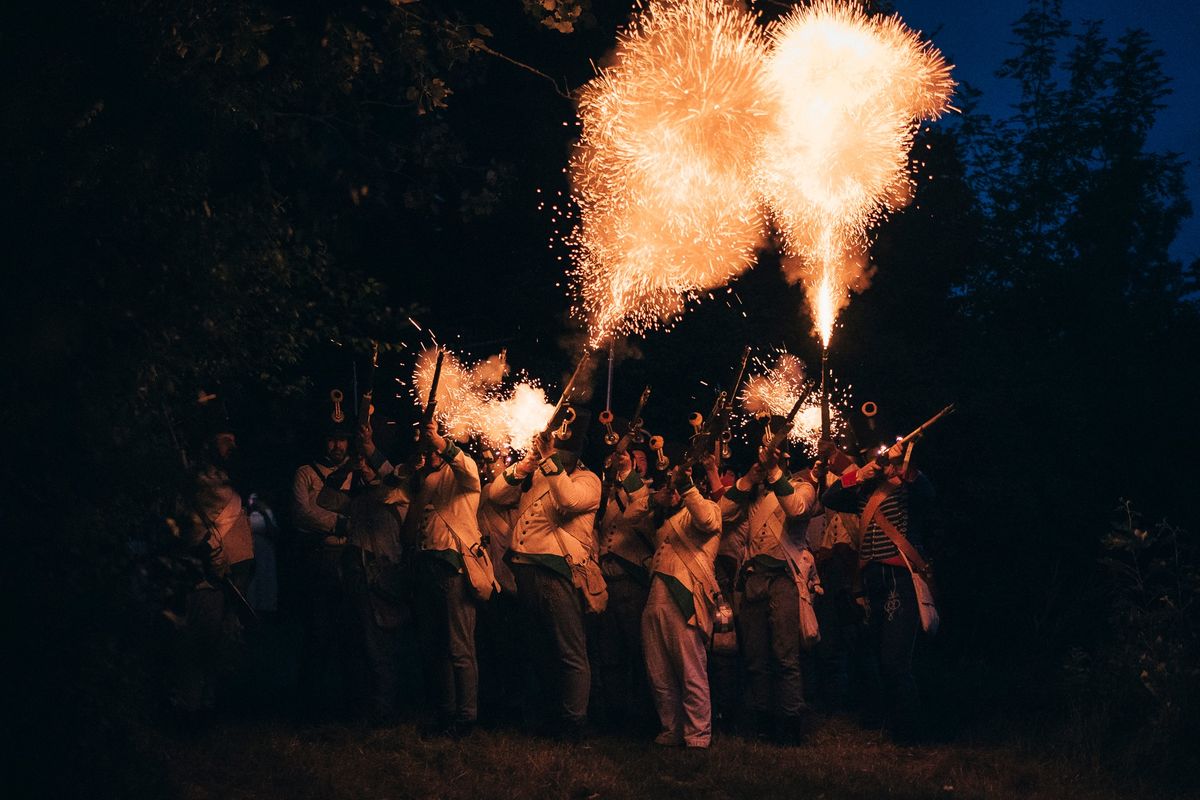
{"left": 847, "top": 401, "right": 894, "bottom": 459}
{"left": 324, "top": 420, "right": 354, "bottom": 440}
{"left": 551, "top": 406, "right": 591, "bottom": 454}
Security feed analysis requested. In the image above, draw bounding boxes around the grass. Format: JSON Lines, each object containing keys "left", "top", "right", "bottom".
{"left": 158, "top": 715, "right": 1174, "bottom": 800}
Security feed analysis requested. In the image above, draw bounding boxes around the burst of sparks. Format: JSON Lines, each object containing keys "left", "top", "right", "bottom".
{"left": 569, "top": 0, "right": 771, "bottom": 346}
{"left": 758, "top": 1, "right": 954, "bottom": 346}
{"left": 412, "top": 347, "right": 556, "bottom": 454}
{"left": 739, "top": 349, "right": 849, "bottom": 452}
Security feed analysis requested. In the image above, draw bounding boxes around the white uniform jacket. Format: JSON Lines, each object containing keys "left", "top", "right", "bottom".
{"left": 718, "top": 470, "right": 817, "bottom": 565}
{"left": 596, "top": 470, "right": 655, "bottom": 578}
{"left": 486, "top": 453, "right": 602, "bottom": 577}
{"left": 650, "top": 487, "right": 723, "bottom": 632}
{"left": 412, "top": 441, "right": 483, "bottom": 563}
{"left": 292, "top": 462, "right": 349, "bottom": 537}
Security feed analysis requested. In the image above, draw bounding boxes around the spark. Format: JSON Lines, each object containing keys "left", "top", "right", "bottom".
{"left": 568, "top": 0, "right": 770, "bottom": 345}
{"left": 739, "top": 349, "right": 849, "bottom": 452}
{"left": 412, "top": 347, "right": 555, "bottom": 454}
{"left": 757, "top": 0, "right": 954, "bottom": 346}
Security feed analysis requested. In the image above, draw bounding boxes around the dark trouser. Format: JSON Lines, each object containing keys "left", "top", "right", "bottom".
{"left": 860, "top": 562, "right": 920, "bottom": 736}
{"left": 740, "top": 570, "right": 806, "bottom": 719}
{"left": 297, "top": 544, "right": 355, "bottom": 716}
{"left": 708, "top": 557, "right": 741, "bottom": 727}
{"left": 343, "top": 551, "right": 400, "bottom": 721}
{"left": 511, "top": 563, "right": 590, "bottom": 728}
{"left": 590, "top": 569, "right": 653, "bottom": 729}
{"left": 414, "top": 556, "right": 478, "bottom": 723}
{"left": 168, "top": 585, "right": 226, "bottom": 713}
{"left": 809, "top": 555, "right": 857, "bottom": 713}
{"left": 476, "top": 590, "right": 525, "bottom": 725}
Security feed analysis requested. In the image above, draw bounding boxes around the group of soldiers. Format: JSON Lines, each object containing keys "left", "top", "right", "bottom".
{"left": 163, "top": 387, "right": 938, "bottom": 751}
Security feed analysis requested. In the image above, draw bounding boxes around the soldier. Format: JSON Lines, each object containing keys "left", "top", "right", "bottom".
{"left": 592, "top": 439, "right": 655, "bottom": 731}
{"left": 475, "top": 448, "right": 524, "bottom": 725}
{"left": 194, "top": 425, "right": 254, "bottom": 594}
{"left": 486, "top": 408, "right": 600, "bottom": 739}
{"left": 406, "top": 421, "right": 485, "bottom": 736}
{"left": 642, "top": 462, "right": 724, "bottom": 748}
{"left": 317, "top": 448, "right": 408, "bottom": 725}
{"left": 719, "top": 419, "right": 819, "bottom": 743}
{"left": 291, "top": 420, "right": 354, "bottom": 717}
{"left": 821, "top": 440, "right": 935, "bottom": 743}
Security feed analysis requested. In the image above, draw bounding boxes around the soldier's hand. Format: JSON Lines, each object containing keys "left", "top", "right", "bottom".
{"left": 422, "top": 421, "right": 446, "bottom": 454}
{"left": 857, "top": 461, "right": 880, "bottom": 482}
{"left": 669, "top": 465, "right": 691, "bottom": 492}
{"left": 358, "top": 422, "right": 376, "bottom": 456}
{"left": 535, "top": 431, "right": 557, "bottom": 462}
{"left": 615, "top": 450, "right": 632, "bottom": 479}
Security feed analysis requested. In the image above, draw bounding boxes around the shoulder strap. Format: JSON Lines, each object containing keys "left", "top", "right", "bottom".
{"left": 859, "top": 481, "right": 897, "bottom": 533}
{"left": 868, "top": 506, "right": 930, "bottom": 577}
{"left": 669, "top": 515, "right": 723, "bottom": 602}
{"left": 549, "top": 524, "right": 580, "bottom": 566}
{"left": 433, "top": 509, "right": 469, "bottom": 557}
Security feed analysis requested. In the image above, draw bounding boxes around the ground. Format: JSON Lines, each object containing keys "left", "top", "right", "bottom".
{"left": 159, "top": 715, "right": 1170, "bottom": 800}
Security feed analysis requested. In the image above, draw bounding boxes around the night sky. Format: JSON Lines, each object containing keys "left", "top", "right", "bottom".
{"left": 898, "top": 0, "right": 1200, "bottom": 263}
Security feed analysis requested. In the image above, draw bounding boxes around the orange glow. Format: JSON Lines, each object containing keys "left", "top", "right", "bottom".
{"left": 740, "top": 350, "right": 848, "bottom": 450}
{"left": 758, "top": 1, "right": 953, "bottom": 345}
{"left": 413, "top": 347, "right": 555, "bottom": 453}
{"left": 569, "top": 0, "right": 770, "bottom": 345}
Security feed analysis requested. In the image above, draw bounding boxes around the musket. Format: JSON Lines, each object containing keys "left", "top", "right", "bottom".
{"left": 761, "top": 383, "right": 816, "bottom": 458}
{"left": 540, "top": 350, "right": 593, "bottom": 444}
{"left": 681, "top": 390, "right": 727, "bottom": 470}
{"left": 409, "top": 347, "right": 447, "bottom": 459}
{"left": 680, "top": 346, "right": 752, "bottom": 470}
{"left": 726, "top": 346, "right": 751, "bottom": 415}
{"left": 874, "top": 403, "right": 957, "bottom": 465}
{"left": 422, "top": 349, "right": 445, "bottom": 427}
{"left": 597, "top": 386, "right": 651, "bottom": 523}
{"left": 359, "top": 340, "right": 380, "bottom": 426}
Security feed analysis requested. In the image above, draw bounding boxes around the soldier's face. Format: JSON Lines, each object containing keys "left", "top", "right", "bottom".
{"left": 326, "top": 436, "right": 349, "bottom": 464}
{"left": 631, "top": 450, "right": 649, "bottom": 477}
{"left": 214, "top": 432, "right": 237, "bottom": 461}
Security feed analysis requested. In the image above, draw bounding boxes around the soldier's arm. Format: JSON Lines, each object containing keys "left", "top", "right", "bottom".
{"left": 681, "top": 486, "right": 722, "bottom": 537}
{"left": 770, "top": 469, "right": 815, "bottom": 519}
{"left": 541, "top": 455, "right": 601, "bottom": 514}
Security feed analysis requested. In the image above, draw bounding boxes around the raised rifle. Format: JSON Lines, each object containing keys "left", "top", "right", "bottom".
{"left": 680, "top": 346, "right": 752, "bottom": 471}
{"left": 536, "top": 350, "right": 593, "bottom": 449}
{"left": 760, "top": 383, "right": 816, "bottom": 460}
{"left": 596, "top": 386, "right": 651, "bottom": 523}
{"left": 359, "top": 340, "right": 380, "bottom": 428}
{"left": 873, "top": 403, "right": 956, "bottom": 466}
{"left": 418, "top": 349, "right": 445, "bottom": 450}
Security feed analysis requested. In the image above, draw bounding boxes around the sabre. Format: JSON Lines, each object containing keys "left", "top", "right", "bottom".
{"left": 359, "top": 340, "right": 380, "bottom": 426}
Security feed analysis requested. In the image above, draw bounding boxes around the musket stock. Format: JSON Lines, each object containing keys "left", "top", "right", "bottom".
{"left": 762, "top": 384, "right": 815, "bottom": 457}
{"left": 875, "top": 403, "right": 957, "bottom": 465}
{"left": 413, "top": 348, "right": 445, "bottom": 450}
